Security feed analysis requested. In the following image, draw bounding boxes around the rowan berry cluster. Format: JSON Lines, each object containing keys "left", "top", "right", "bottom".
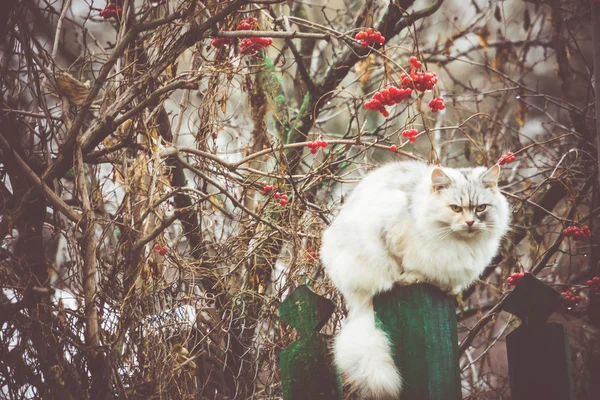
{"left": 428, "top": 96, "right": 445, "bottom": 112}
{"left": 507, "top": 271, "right": 530, "bottom": 286}
{"left": 588, "top": 277, "right": 600, "bottom": 295}
{"left": 355, "top": 29, "right": 386, "bottom": 48}
{"left": 211, "top": 38, "right": 233, "bottom": 48}
{"left": 237, "top": 17, "right": 259, "bottom": 31}
{"left": 100, "top": 2, "right": 122, "bottom": 19}
{"left": 240, "top": 37, "right": 273, "bottom": 54}
{"left": 364, "top": 87, "right": 412, "bottom": 117}
{"left": 154, "top": 243, "right": 168, "bottom": 256}
{"left": 400, "top": 57, "right": 438, "bottom": 92}
{"left": 211, "top": 16, "right": 272, "bottom": 54}
{"left": 263, "top": 184, "right": 276, "bottom": 194}
{"left": 263, "top": 185, "right": 288, "bottom": 206}
{"left": 401, "top": 129, "right": 419, "bottom": 143}
{"left": 562, "top": 225, "right": 591, "bottom": 240}
{"left": 307, "top": 140, "right": 328, "bottom": 154}
{"left": 498, "top": 152, "right": 516, "bottom": 166}
{"left": 274, "top": 192, "right": 289, "bottom": 206}
{"left": 561, "top": 290, "right": 581, "bottom": 308}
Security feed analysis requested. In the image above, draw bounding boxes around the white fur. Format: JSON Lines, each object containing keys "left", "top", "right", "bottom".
{"left": 321, "top": 161, "right": 510, "bottom": 399}
{"left": 334, "top": 308, "right": 401, "bottom": 400}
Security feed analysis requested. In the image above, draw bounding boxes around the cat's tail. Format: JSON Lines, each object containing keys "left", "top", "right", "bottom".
{"left": 334, "top": 307, "right": 402, "bottom": 399}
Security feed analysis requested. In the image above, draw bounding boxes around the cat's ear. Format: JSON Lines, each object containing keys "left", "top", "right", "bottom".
{"left": 481, "top": 165, "right": 501, "bottom": 189}
{"left": 431, "top": 168, "right": 452, "bottom": 192}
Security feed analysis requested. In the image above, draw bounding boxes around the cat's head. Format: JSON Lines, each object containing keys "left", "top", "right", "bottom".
{"left": 414, "top": 165, "right": 510, "bottom": 241}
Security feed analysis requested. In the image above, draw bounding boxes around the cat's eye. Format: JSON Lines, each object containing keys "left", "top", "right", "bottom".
{"left": 450, "top": 205, "right": 462, "bottom": 213}
{"left": 475, "top": 205, "right": 487, "bottom": 212}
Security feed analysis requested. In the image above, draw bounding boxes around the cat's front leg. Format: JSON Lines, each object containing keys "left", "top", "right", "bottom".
{"left": 396, "top": 270, "right": 430, "bottom": 287}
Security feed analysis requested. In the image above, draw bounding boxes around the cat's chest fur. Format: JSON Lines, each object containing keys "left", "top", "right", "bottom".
{"left": 384, "top": 223, "right": 494, "bottom": 291}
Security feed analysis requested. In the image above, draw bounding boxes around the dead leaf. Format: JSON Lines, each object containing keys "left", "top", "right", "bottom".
{"left": 355, "top": 54, "right": 376, "bottom": 87}
{"left": 494, "top": 5, "right": 502, "bottom": 22}
{"left": 515, "top": 95, "right": 527, "bottom": 127}
{"left": 477, "top": 25, "right": 490, "bottom": 51}
{"left": 55, "top": 72, "right": 90, "bottom": 105}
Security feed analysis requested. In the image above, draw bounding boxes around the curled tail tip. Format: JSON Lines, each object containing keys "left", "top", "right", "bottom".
{"left": 333, "top": 314, "right": 402, "bottom": 399}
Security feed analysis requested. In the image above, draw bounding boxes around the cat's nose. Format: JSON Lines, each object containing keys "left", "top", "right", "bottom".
{"left": 466, "top": 220, "right": 475, "bottom": 227}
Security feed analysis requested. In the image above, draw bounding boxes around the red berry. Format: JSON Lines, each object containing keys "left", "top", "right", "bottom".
{"left": 263, "top": 184, "right": 273, "bottom": 193}
{"left": 507, "top": 271, "right": 530, "bottom": 286}
{"left": 563, "top": 225, "right": 592, "bottom": 240}
{"left": 240, "top": 36, "right": 272, "bottom": 54}
{"left": 319, "top": 140, "right": 328, "bottom": 148}
{"left": 355, "top": 29, "right": 385, "bottom": 48}
{"left": 154, "top": 243, "right": 161, "bottom": 250}
{"left": 588, "top": 277, "right": 600, "bottom": 295}
{"left": 389, "top": 145, "right": 397, "bottom": 152}
{"left": 310, "top": 147, "right": 317, "bottom": 154}
{"left": 498, "top": 152, "right": 515, "bottom": 166}
{"left": 401, "top": 129, "right": 419, "bottom": 143}
{"left": 237, "top": 17, "right": 258, "bottom": 31}
{"left": 364, "top": 87, "right": 412, "bottom": 117}
{"left": 428, "top": 96, "right": 445, "bottom": 112}
{"left": 274, "top": 192, "right": 281, "bottom": 199}
{"left": 279, "top": 198, "right": 288, "bottom": 206}
{"left": 281, "top": 194, "right": 288, "bottom": 201}
{"left": 561, "top": 290, "right": 580, "bottom": 308}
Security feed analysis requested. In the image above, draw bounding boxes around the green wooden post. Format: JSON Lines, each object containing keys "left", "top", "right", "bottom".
{"left": 279, "top": 285, "right": 342, "bottom": 400}
{"left": 373, "top": 284, "right": 462, "bottom": 400}
{"left": 503, "top": 273, "right": 574, "bottom": 400}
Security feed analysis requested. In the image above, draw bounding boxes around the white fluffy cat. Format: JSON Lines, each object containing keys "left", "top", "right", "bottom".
{"left": 320, "top": 161, "right": 510, "bottom": 399}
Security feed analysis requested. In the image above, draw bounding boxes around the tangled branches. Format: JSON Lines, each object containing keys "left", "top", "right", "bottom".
{"left": 0, "top": 0, "right": 598, "bottom": 399}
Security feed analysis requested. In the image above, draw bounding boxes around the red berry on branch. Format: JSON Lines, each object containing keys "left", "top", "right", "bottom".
{"left": 279, "top": 198, "right": 288, "bottom": 206}
{"left": 237, "top": 17, "right": 258, "bottom": 31}
{"left": 240, "top": 37, "right": 272, "bottom": 54}
{"left": 507, "top": 271, "right": 530, "bottom": 286}
{"left": 354, "top": 28, "right": 386, "bottom": 48}
{"left": 274, "top": 192, "right": 281, "bottom": 199}
{"left": 498, "top": 152, "right": 516, "bottom": 166}
{"left": 428, "top": 96, "right": 445, "bottom": 112}
{"left": 364, "top": 87, "right": 412, "bottom": 117}
{"left": 263, "top": 184, "right": 273, "bottom": 193}
{"left": 401, "top": 129, "right": 419, "bottom": 143}
{"left": 211, "top": 37, "right": 233, "bottom": 48}
{"left": 154, "top": 243, "right": 161, "bottom": 251}
{"left": 100, "top": 3, "right": 122, "bottom": 19}
{"left": 562, "top": 225, "right": 592, "bottom": 240}
{"left": 409, "top": 56, "right": 422, "bottom": 69}
{"left": 561, "top": 290, "right": 581, "bottom": 308}
{"left": 389, "top": 145, "right": 397, "bottom": 152}
{"left": 588, "top": 277, "right": 600, "bottom": 294}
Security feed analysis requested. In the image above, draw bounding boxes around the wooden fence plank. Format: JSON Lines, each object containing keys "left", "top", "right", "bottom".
{"left": 373, "top": 283, "right": 462, "bottom": 400}
{"left": 504, "top": 273, "right": 574, "bottom": 400}
{"left": 279, "top": 285, "right": 342, "bottom": 400}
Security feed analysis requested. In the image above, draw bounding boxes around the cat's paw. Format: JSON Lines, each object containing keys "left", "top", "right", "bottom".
{"left": 396, "top": 271, "right": 429, "bottom": 287}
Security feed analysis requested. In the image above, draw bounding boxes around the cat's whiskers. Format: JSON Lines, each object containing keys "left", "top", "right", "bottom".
{"left": 423, "top": 226, "right": 454, "bottom": 242}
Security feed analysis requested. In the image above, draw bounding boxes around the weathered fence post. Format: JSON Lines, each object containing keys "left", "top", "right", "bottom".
{"left": 373, "top": 283, "right": 462, "bottom": 399}
{"left": 504, "top": 273, "right": 575, "bottom": 400}
{"left": 279, "top": 285, "right": 342, "bottom": 400}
